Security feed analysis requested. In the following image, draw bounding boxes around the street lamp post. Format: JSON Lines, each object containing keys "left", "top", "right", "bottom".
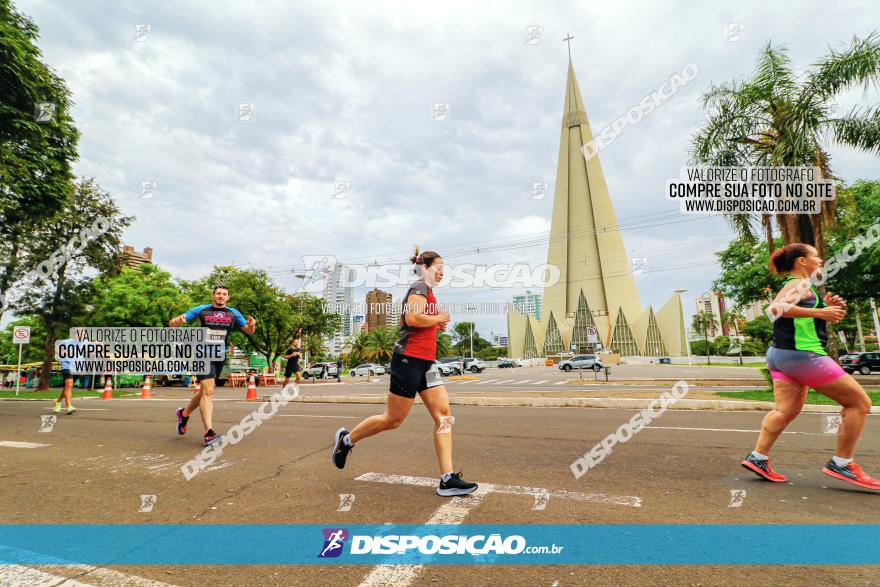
{"left": 674, "top": 289, "right": 692, "bottom": 365}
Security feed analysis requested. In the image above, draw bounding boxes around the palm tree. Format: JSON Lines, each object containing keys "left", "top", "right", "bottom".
{"left": 720, "top": 308, "right": 745, "bottom": 337}
{"left": 364, "top": 327, "right": 397, "bottom": 364}
{"left": 692, "top": 311, "right": 716, "bottom": 365}
{"left": 346, "top": 330, "right": 370, "bottom": 365}
{"left": 303, "top": 334, "right": 326, "bottom": 364}
{"left": 692, "top": 33, "right": 880, "bottom": 256}
{"left": 436, "top": 331, "right": 453, "bottom": 358}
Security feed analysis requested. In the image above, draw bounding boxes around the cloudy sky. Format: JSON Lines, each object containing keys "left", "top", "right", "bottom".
{"left": 18, "top": 0, "right": 880, "bottom": 338}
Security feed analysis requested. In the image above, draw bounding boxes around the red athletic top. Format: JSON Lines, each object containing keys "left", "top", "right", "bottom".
{"left": 392, "top": 281, "right": 438, "bottom": 360}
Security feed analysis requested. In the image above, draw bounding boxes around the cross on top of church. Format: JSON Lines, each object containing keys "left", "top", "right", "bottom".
{"left": 563, "top": 33, "right": 574, "bottom": 60}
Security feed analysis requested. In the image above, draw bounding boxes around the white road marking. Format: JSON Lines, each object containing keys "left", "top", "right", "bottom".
{"left": 532, "top": 380, "right": 548, "bottom": 385}
{"left": 354, "top": 472, "right": 639, "bottom": 586}
{"left": 355, "top": 472, "right": 641, "bottom": 507}
{"left": 0, "top": 565, "right": 92, "bottom": 586}
{"left": 554, "top": 381, "right": 568, "bottom": 385}
{"left": 0, "top": 441, "right": 49, "bottom": 449}
{"left": 42, "top": 408, "right": 109, "bottom": 411}
{"left": 475, "top": 379, "right": 498, "bottom": 385}
{"left": 645, "top": 426, "right": 821, "bottom": 436}
{"left": 356, "top": 486, "right": 491, "bottom": 587}
{"left": 279, "top": 414, "right": 359, "bottom": 419}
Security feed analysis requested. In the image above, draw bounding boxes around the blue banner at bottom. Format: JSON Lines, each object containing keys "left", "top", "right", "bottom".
{"left": 0, "top": 525, "right": 878, "bottom": 565}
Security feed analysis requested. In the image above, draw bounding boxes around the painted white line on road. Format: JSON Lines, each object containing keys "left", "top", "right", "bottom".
{"left": 43, "top": 408, "right": 109, "bottom": 411}
{"left": 279, "top": 414, "right": 359, "bottom": 419}
{"left": 475, "top": 379, "right": 498, "bottom": 385}
{"left": 43, "top": 565, "right": 177, "bottom": 587}
{"left": 554, "top": 381, "right": 568, "bottom": 385}
{"left": 532, "top": 380, "right": 548, "bottom": 385}
{"left": 0, "top": 565, "right": 92, "bottom": 586}
{"left": 645, "top": 426, "right": 821, "bottom": 436}
{"left": 356, "top": 484, "right": 490, "bottom": 587}
{"left": 355, "top": 472, "right": 641, "bottom": 507}
{"left": 0, "top": 441, "right": 50, "bottom": 449}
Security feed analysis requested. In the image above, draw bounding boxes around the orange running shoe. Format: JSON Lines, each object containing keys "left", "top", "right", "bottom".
{"left": 822, "top": 461, "right": 880, "bottom": 490}
{"left": 741, "top": 453, "right": 787, "bottom": 482}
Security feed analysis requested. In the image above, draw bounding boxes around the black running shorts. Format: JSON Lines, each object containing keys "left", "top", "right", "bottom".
{"left": 61, "top": 369, "right": 73, "bottom": 381}
{"left": 389, "top": 353, "right": 443, "bottom": 399}
{"left": 284, "top": 362, "right": 300, "bottom": 378}
{"left": 197, "top": 360, "right": 225, "bottom": 382}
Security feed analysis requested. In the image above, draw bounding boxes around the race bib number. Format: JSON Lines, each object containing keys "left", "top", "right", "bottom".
{"left": 425, "top": 364, "right": 442, "bottom": 388}
{"left": 206, "top": 328, "right": 227, "bottom": 343}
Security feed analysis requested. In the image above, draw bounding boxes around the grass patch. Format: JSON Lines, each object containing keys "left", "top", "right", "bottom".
{"left": 0, "top": 389, "right": 139, "bottom": 400}
{"left": 717, "top": 389, "right": 880, "bottom": 405}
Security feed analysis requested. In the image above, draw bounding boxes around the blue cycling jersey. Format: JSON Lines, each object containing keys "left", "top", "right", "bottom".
{"left": 183, "top": 304, "right": 247, "bottom": 350}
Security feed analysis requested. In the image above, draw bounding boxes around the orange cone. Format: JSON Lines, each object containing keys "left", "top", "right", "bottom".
{"left": 245, "top": 374, "right": 258, "bottom": 401}
{"left": 140, "top": 375, "right": 152, "bottom": 399}
{"left": 101, "top": 376, "right": 113, "bottom": 400}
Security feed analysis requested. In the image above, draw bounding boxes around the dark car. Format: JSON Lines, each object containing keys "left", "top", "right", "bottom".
{"left": 497, "top": 359, "right": 518, "bottom": 368}
{"left": 840, "top": 352, "right": 880, "bottom": 375}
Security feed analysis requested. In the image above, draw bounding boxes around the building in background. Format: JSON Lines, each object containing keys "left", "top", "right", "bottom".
{"left": 351, "top": 315, "right": 365, "bottom": 336}
{"left": 512, "top": 290, "right": 542, "bottom": 321}
{"left": 695, "top": 291, "right": 727, "bottom": 338}
{"left": 322, "top": 264, "right": 356, "bottom": 356}
{"left": 120, "top": 245, "right": 153, "bottom": 268}
{"left": 492, "top": 333, "right": 509, "bottom": 348}
{"left": 365, "top": 288, "right": 392, "bottom": 331}
{"left": 386, "top": 296, "right": 401, "bottom": 328}
{"left": 507, "top": 57, "right": 688, "bottom": 358}
{"left": 739, "top": 299, "right": 766, "bottom": 323}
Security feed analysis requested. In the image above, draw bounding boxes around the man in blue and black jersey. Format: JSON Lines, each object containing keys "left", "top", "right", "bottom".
{"left": 169, "top": 285, "right": 256, "bottom": 446}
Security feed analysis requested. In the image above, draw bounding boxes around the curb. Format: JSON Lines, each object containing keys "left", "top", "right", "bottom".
{"left": 288, "top": 394, "right": 880, "bottom": 414}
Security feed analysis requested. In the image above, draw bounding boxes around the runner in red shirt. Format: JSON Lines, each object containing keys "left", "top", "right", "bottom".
{"left": 331, "top": 248, "right": 478, "bottom": 496}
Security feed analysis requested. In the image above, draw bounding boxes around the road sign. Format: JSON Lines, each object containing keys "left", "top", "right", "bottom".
{"left": 586, "top": 325, "right": 598, "bottom": 344}
{"left": 12, "top": 326, "right": 31, "bottom": 397}
{"left": 13, "top": 326, "right": 31, "bottom": 344}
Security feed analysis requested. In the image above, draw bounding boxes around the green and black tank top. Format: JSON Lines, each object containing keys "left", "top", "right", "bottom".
{"left": 771, "top": 276, "right": 827, "bottom": 355}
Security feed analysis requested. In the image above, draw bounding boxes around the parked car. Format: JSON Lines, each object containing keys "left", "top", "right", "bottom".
{"left": 438, "top": 357, "right": 463, "bottom": 375}
{"left": 497, "top": 358, "right": 522, "bottom": 368}
{"left": 462, "top": 358, "right": 485, "bottom": 373}
{"left": 840, "top": 352, "right": 880, "bottom": 375}
{"left": 350, "top": 363, "right": 386, "bottom": 377}
{"left": 434, "top": 360, "right": 456, "bottom": 376}
{"left": 558, "top": 355, "right": 603, "bottom": 372}
{"left": 303, "top": 363, "right": 338, "bottom": 379}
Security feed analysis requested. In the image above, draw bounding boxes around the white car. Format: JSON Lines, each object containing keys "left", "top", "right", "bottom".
{"left": 434, "top": 360, "right": 456, "bottom": 376}
{"left": 302, "top": 363, "right": 338, "bottom": 379}
{"left": 558, "top": 355, "right": 603, "bottom": 372}
{"left": 349, "top": 363, "right": 386, "bottom": 377}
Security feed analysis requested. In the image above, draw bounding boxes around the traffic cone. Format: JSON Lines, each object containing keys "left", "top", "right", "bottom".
{"left": 245, "top": 374, "right": 258, "bottom": 401}
{"left": 140, "top": 375, "right": 152, "bottom": 399}
{"left": 101, "top": 376, "right": 113, "bottom": 400}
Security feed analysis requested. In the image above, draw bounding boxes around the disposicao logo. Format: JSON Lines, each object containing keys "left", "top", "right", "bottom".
{"left": 319, "top": 528, "right": 348, "bottom": 558}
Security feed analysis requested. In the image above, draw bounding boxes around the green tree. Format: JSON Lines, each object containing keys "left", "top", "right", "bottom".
{"left": 364, "top": 326, "right": 397, "bottom": 364}
{"left": 692, "top": 311, "right": 716, "bottom": 364}
{"left": 692, "top": 34, "right": 880, "bottom": 255}
{"left": 824, "top": 180, "right": 880, "bottom": 302}
{"left": 15, "top": 179, "right": 131, "bottom": 389}
{"left": 713, "top": 237, "right": 782, "bottom": 305}
{"left": 743, "top": 315, "right": 774, "bottom": 347}
{"left": 87, "top": 264, "right": 192, "bottom": 327}
{"left": 436, "top": 331, "right": 453, "bottom": 358}
{"left": 0, "top": 0, "right": 80, "bottom": 322}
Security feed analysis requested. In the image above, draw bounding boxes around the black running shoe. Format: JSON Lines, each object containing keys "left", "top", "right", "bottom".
{"left": 437, "top": 471, "right": 478, "bottom": 496}
{"left": 176, "top": 407, "right": 188, "bottom": 435}
{"left": 332, "top": 427, "right": 352, "bottom": 469}
{"left": 203, "top": 429, "right": 222, "bottom": 446}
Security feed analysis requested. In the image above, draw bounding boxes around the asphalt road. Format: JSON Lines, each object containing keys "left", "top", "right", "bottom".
{"left": 1, "top": 389, "right": 879, "bottom": 586}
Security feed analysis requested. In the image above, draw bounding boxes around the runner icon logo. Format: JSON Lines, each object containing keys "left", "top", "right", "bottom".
{"left": 823, "top": 415, "right": 842, "bottom": 434}
{"left": 337, "top": 494, "right": 355, "bottom": 512}
{"left": 319, "top": 528, "right": 348, "bottom": 558}
{"left": 138, "top": 494, "right": 157, "bottom": 513}
{"left": 39, "top": 415, "right": 57, "bottom": 433}
{"left": 728, "top": 489, "right": 746, "bottom": 508}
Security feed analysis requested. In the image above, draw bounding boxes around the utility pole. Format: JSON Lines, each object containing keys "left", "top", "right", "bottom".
{"left": 870, "top": 298, "right": 880, "bottom": 351}
{"left": 856, "top": 305, "right": 866, "bottom": 352}
{"left": 469, "top": 323, "right": 474, "bottom": 359}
